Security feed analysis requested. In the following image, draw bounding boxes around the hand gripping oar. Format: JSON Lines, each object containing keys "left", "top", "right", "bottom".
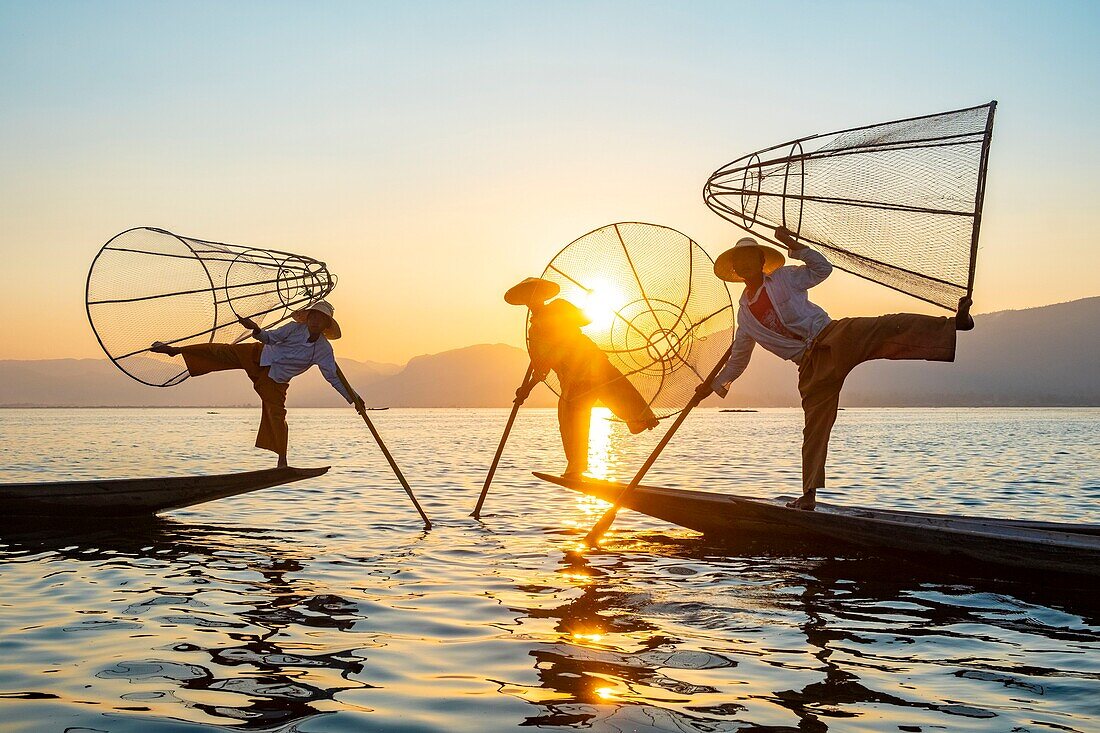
{"left": 337, "top": 367, "right": 431, "bottom": 529}
{"left": 584, "top": 345, "right": 734, "bottom": 546}
{"left": 471, "top": 362, "right": 535, "bottom": 518}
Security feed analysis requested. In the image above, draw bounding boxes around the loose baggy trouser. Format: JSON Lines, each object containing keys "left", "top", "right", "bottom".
{"left": 797, "top": 314, "right": 956, "bottom": 493}
{"left": 180, "top": 342, "right": 290, "bottom": 457}
{"left": 558, "top": 361, "right": 656, "bottom": 475}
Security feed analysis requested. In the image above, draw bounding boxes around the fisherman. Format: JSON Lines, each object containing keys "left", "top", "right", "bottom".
{"left": 150, "top": 300, "right": 365, "bottom": 467}
{"left": 507, "top": 277, "right": 659, "bottom": 478}
{"left": 701, "top": 227, "right": 973, "bottom": 510}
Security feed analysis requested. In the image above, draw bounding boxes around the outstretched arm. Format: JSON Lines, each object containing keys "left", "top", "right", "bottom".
{"left": 316, "top": 346, "right": 363, "bottom": 412}
{"left": 334, "top": 363, "right": 369, "bottom": 413}
{"left": 515, "top": 358, "right": 550, "bottom": 401}
{"left": 702, "top": 328, "right": 756, "bottom": 398}
{"left": 519, "top": 340, "right": 553, "bottom": 400}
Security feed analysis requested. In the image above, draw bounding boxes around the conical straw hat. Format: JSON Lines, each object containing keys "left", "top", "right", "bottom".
{"left": 505, "top": 277, "right": 560, "bottom": 306}
{"left": 292, "top": 299, "right": 342, "bottom": 339}
{"left": 713, "top": 237, "right": 786, "bottom": 283}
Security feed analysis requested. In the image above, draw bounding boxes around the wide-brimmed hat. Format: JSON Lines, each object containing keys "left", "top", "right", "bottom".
{"left": 713, "top": 237, "right": 786, "bottom": 283}
{"left": 505, "top": 277, "right": 560, "bottom": 306}
{"left": 292, "top": 299, "right": 341, "bottom": 339}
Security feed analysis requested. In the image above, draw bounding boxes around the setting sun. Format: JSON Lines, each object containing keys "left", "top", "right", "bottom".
{"left": 581, "top": 280, "right": 628, "bottom": 332}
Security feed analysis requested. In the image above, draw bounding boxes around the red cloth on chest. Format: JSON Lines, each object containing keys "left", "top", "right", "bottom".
{"left": 747, "top": 286, "right": 801, "bottom": 340}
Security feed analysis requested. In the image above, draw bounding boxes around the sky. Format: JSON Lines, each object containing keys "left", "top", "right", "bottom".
{"left": 1, "top": 1, "right": 1098, "bottom": 365}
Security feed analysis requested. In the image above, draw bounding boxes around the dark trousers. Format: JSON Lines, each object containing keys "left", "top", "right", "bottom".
{"left": 797, "top": 314, "right": 956, "bottom": 493}
{"left": 558, "top": 362, "right": 656, "bottom": 475}
{"left": 180, "top": 342, "right": 290, "bottom": 457}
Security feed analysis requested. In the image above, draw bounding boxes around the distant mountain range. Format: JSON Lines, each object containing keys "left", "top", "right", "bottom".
{"left": 2, "top": 297, "right": 1098, "bottom": 408}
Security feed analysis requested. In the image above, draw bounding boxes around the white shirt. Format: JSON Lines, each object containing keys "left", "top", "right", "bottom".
{"left": 256, "top": 322, "right": 353, "bottom": 402}
{"left": 714, "top": 246, "right": 833, "bottom": 395}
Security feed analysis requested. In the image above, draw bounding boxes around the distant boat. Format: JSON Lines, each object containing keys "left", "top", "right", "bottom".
{"left": 367, "top": 407, "right": 389, "bottom": 411}
{"left": 720, "top": 409, "right": 758, "bottom": 413}
{"left": 535, "top": 473, "right": 1100, "bottom": 579}
{"left": 0, "top": 466, "right": 328, "bottom": 520}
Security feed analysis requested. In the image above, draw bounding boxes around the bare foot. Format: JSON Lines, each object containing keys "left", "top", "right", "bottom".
{"left": 785, "top": 493, "right": 817, "bottom": 511}
{"left": 150, "top": 341, "right": 180, "bottom": 356}
{"left": 628, "top": 414, "right": 659, "bottom": 434}
{"left": 561, "top": 469, "right": 587, "bottom": 480}
{"left": 277, "top": 456, "right": 289, "bottom": 468}
{"left": 956, "top": 296, "right": 974, "bottom": 331}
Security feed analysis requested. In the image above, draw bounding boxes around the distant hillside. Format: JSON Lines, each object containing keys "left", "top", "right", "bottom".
{"left": 358, "top": 343, "right": 556, "bottom": 408}
{"left": 0, "top": 357, "right": 401, "bottom": 408}
{"left": 2, "top": 297, "right": 1098, "bottom": 407}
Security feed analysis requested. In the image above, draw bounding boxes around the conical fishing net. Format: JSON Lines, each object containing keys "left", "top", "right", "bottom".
{"left": 86, "top": 227, "right": 337, "bottom": 387}
{"left": 704, "top": 102, "right": 996, "bottom": 309}
{"left": 533, "top": 222, "right": 734, "bottom": 419}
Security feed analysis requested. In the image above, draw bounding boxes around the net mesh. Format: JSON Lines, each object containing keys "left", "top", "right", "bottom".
{"left": 534, "top": 222, "right": 734, "bottom": 419}
{"left": 86, "top": 227, "right": 337, "bottom": 387}
{"left": 704, "top": 102, "right": 996, "bottom": 309}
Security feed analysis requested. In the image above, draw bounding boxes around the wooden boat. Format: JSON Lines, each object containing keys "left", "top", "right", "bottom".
{"left": 535, "top": 472, "right": 1100, "bottom": 577}
{"left": 0, "top": 466, "right": 329, "bottom": 518}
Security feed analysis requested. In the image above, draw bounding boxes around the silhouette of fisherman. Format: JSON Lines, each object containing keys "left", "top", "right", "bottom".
{"left": 151, "top": 300, "right": 365, "bottom": 467}
{"left": 507, "top": 278, "right": 659, "bottom": 478}
{"left": 700, "top": 227, "right": 973, "bottom": 510}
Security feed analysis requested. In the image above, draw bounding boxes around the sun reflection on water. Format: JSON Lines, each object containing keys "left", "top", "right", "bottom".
{"left": 561, "top": 406, "right": 615, "bottom": 531}
{"left": 586, "top": 406, "right": 613, "bottom": 481}
{"left": 594, "top": 686, "right": 616, "bottom": 701}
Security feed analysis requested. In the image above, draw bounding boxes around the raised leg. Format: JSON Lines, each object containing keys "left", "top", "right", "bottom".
{"left": 177, "top": 342, "right": 262, "bottom": 377}
{"left": 596, "top": 365, "right": 659, "bottom": 434}
{"left": 832, "top": 314, "right": 956, "bottom": 376}
{"left": 790, "top": 313, "right": 956, "bottom": 509}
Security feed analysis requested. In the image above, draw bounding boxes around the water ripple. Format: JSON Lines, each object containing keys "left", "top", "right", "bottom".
{"left": 0, "top": 407, "right": 1097, "bottom": 731}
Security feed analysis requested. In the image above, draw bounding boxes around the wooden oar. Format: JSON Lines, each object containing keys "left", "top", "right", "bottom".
{"left": 471, "top": 362, "right": 535, "bottom": 518}
{"left": 337, "top": 367, "right": 431, "bottom": 529}
{"left": 584, "top": 345, "right": 733, "bottom": 546}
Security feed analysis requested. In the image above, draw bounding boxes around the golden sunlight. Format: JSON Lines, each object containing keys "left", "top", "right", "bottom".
{"left": 580, "top": 279, "right": 627, "bottom": 331}
{"left": 585, "top": 407, "right": 614, "bottom": 480}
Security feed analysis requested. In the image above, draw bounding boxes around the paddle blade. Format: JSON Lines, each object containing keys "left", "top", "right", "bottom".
{"left": 585, "top": 505, "right": 619, "bottom": 546}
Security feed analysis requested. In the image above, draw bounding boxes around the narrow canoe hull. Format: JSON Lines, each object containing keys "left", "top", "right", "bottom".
{"left": 535, "top": 472, "right": 1100, "bottom": 578}
{"left": 0, "top": 466, "right": 329, "bottom": 518}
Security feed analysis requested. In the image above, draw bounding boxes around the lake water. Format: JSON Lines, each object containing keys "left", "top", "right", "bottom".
{"left": 1, "top": 407, "right": 1098, "bottom": 732}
